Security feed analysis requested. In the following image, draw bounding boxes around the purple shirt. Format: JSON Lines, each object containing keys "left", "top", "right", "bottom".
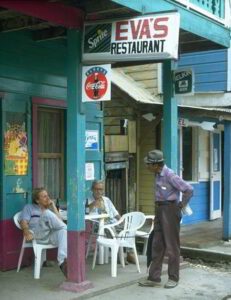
{"left": 155, "top": 165, "right": 193, "bottom": 203}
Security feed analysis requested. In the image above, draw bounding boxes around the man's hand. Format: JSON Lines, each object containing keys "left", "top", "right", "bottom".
{"left": 47, "top": 198, "right": 55, "bottom": 210}
{"left": 23, "top": 228, "right": 33, "bottom": 241}
{"left": 178, "top": 202, "right": 183, "bottom": 209}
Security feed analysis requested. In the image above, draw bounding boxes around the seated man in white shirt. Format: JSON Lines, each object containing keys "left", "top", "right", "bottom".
{"left": 87, "top": 180, "right": 136, "bottom": 264}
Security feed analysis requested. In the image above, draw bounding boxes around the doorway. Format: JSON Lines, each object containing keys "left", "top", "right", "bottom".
{"left": 33, "top": 101, "right": 66, "bottom": 200}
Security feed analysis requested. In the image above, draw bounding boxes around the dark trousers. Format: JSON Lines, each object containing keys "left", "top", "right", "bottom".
{"left": 148, "top": 202, "right": 181, "bottom": 282}
{"left": 147, "top": 229, "right": 154, "bottom": 268}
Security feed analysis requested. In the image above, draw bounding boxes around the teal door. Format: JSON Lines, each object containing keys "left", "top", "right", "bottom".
{"left": 85, "top": 102, "right": 104, "bottom": 198}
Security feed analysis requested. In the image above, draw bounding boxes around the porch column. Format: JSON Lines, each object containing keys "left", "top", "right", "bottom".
{"left": 162, "top": 60, "right": 178, "bottom": 172}
{"left": 223, "top": 120, "right": 231, "bottom": 240}
{"left": 60, "top": 29, "right": 93, "bottom": 292}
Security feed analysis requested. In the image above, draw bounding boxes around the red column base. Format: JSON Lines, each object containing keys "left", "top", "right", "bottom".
{"left": 60, "top": 280, "right": 93, "bottom": 293}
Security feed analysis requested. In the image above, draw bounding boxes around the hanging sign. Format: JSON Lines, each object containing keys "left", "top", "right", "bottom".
{"left": 82, "top": 64, "right": 111, "bottom": 102}
{"left": 82, "top": 12, "right": 180, "bottom": 62}
{"left": 174, "top": 69, "right": 194, "bottom": 95}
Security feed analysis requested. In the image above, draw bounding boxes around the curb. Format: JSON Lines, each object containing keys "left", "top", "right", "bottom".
{"left": 181, "top": 246, "right": 231, "bottom": 263}
{"left": 72, "top": 262, "right": 189, "bottom": 300}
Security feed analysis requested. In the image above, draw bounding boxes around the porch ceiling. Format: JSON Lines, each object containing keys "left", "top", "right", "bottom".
{"left": 0, "top": 0, "right": 229, "bottom": 53}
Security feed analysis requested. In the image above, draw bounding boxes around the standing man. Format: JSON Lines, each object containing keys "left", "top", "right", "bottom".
{"left": 139, "top": 150, "right": 193, "bottom": 288}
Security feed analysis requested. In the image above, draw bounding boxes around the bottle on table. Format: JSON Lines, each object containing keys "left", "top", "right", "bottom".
{"left": 56, "top": 198, "right": 60, "bottom": 211}
{"left": 85, "top": 198, "right": 90, "bottom": 214}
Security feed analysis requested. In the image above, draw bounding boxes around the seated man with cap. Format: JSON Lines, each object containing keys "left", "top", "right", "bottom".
{"left": 139, "top": 149, "right": 193, "bottom": 289}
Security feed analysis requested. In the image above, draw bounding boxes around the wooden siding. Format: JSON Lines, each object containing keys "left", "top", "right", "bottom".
{"left": 138, "top": 118, "right": 157, "bottom": 215}
{"left": 120, "top": 63, "right": 159, "bottom": 96}
{"left": 104, "top": 89, "right": 137, "bottom": 135}
{"left": 178, "top": 49, "right": 227, "bottom": 92}
{"left": 182, "top": 182, "right": 209, "bottom": 225}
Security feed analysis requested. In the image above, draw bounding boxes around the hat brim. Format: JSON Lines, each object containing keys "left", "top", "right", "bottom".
{"left": 144, "top": 157, "right": 164, "bottom": 164}
{"left": 144, "top": 156, "right": 150, "bottom": 164}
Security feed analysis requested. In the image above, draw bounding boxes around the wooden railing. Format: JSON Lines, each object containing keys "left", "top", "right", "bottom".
{"left": 174, "top": 0, "right": 230, "bottom": 26}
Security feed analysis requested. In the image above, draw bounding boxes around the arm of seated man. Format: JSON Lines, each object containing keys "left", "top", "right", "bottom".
{"left": 20, "top": 220, "right": 34, "bottom": 241}
{"left": 48, "top": 199, "right": 63, "bottom": 220}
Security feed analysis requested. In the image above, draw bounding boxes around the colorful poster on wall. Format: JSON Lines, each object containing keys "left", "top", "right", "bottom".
{"left": 4, "top": 114, "right": 28, "bottom": 175}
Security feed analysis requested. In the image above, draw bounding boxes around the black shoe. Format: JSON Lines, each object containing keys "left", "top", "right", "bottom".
{"left": 60, "top": 259, "right": 67, "bottom": 277}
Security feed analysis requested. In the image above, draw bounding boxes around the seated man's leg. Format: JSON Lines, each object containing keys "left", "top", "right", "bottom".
{"left": 49, "top": 228, "right": 67, "bottom": 266}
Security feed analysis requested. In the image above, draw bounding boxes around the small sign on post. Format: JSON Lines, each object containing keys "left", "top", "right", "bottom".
{"left": 82, "top": 64, "right": 111, "bottom": 102}
{"left": 174, "top": 69, "right": 194, "bottom": 95}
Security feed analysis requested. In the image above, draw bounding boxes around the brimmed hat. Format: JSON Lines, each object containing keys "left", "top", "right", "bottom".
{"left": 144, "top": 149, "right": 164, "bottom": 164}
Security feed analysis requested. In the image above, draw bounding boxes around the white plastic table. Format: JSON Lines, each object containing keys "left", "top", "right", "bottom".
{"left": 60, "top": 210, "right": 108, "bottom": 264}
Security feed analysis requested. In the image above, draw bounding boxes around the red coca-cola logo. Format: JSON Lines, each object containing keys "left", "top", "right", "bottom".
{"left": 85, "top": 72, "right": 108, "bottom": 100}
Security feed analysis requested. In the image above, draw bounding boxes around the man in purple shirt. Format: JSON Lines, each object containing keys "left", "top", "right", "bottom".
{"left": 139, "top": 149, "right": 193, "bottom": 289}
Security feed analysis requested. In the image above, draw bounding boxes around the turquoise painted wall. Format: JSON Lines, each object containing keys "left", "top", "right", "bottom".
{"left": 0, "top": 31, "right": 68, "bottom": 223}
{"left": 0, "top": 29, "right": 103, "bottom": 226}
{"left": 0, "top": 30, "right": 105, "bottom": 270}
{"left": 0, "top": 31, "right": 67, "bottom": 99}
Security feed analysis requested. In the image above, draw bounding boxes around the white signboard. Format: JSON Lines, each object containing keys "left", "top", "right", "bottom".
{"left": 82, "top": 64, "right": 111, "bottom": 102}
{"left": 85, "top": 130, "right": 99, "bottom": 150}
{"left": 83, "top": 12, "right": 180, "bottom": 62}
{"left": 85, "top": 162, "right": 95, "bottom": 180}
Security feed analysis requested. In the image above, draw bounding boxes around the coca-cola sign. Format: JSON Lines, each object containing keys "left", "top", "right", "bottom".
{"left": 82, "top": 64, "right": 111, "bottom": 102}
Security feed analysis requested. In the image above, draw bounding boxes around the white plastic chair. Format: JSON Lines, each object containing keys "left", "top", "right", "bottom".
{"left": 13, "top": 212, "right": 57, "bottom": 279}
{"left": 135, "top": 215, "right": 155, "bottom": 255}
{"left": 92, "top": 211, "right": 146, "bottom": 277}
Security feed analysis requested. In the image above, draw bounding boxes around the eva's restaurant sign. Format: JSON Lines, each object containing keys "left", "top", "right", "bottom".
{"left": 82, "top": 12, "right": 180, "bottom": 62}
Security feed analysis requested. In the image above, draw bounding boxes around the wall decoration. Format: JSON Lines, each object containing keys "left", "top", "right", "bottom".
{"left": 85, "top": 130, "right": 99, "bottom": 150}
{"left": 85, "top": 162, "right": 95, "bottom": 180}
{"left": 82, "top": 64, "right": 111, "bottom": 102}
{"left": 13, "top": 178, "right": 26, "bottom": 193}
{"left": 4, "top": 114, "right": 28, "bottom": 175}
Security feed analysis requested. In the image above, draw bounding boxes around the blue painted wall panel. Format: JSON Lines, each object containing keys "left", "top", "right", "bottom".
{"left": 213, "top": 181, "right": 220, "bottom": 210}
{"left": 178, "top": 49, "right": 227, "bottom": 92}
{"left": 182, "top": 182, "right": 209, "bottom": 225}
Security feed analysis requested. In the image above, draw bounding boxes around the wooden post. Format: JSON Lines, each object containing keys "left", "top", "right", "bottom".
{"left": 223, "top": 120, "right": 231, "bottom": 240}
{"left": 162, "top": 60, "right": 178, "bottom": 172}
{"left": 60, "top": 29, "right": 93, "bottom": 292}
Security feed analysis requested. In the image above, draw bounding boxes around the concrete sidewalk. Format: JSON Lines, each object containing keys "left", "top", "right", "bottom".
{"left": 1, "top": 218, "right": 230, "bottom": 300}
{"left": 0, "top": 255, "right": 174, "bottom": 300}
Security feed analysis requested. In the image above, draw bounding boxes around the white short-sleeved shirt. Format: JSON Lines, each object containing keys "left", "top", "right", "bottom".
{"left": 88, "top": 196, "right": 119, "bottom": 224}
{"left": 19, "top": 204, "right": 43, "bottom": 231}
